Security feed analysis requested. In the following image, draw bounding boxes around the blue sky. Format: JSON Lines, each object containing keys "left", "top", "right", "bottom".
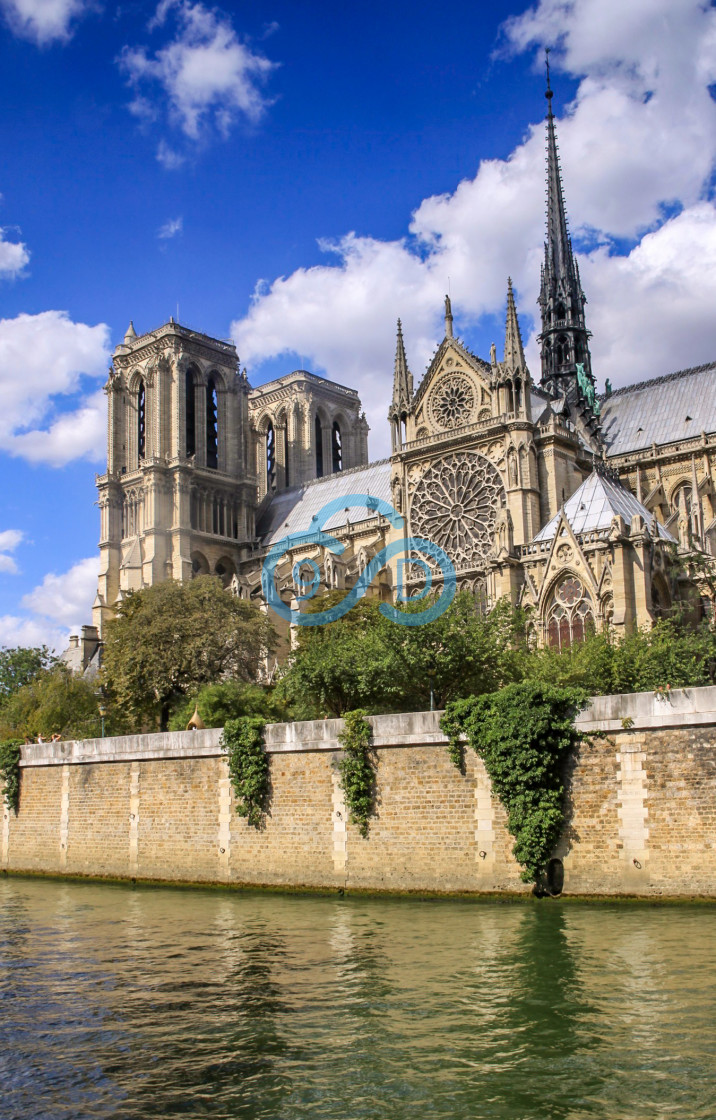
{"left": 1, "top": 0, "right": 716, "bottom": 648}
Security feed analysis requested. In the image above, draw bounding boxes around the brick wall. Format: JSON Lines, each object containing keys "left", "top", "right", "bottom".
{"left": 3, "top": 689, "right": 716, "bottom": 897}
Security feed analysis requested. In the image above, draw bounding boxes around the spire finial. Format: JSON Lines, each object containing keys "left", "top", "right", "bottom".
{"left": 545, "top": 48, "right": 553, "bottom": 113}
{"left": 391, "top": 317, "right": 413, "bottom": 412}
{"left": 444, "top": 294, "right": 453, "bottom": 339}
{"left": 504, "top": 278, "right": 526, "bottom": 371}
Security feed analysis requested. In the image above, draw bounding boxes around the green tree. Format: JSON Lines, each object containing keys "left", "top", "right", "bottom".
{"left": 0, "top": 646, "right": 58, "bottom": 706}
{"left": 277, "top": 590, "right": 526, "bottom": 717}
{"left": 168, "top": 680, "right": 286, "bottom": 731}
{"left": 0, "top": 668, "right": 106, "bottom": 742}
{"left": 101, "top": 577, "right": 277, "bottom": 730}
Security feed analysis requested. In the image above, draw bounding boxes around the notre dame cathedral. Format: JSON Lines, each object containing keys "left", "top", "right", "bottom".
{"left": 89, "top": 75, "right": 716, "bottom": 660}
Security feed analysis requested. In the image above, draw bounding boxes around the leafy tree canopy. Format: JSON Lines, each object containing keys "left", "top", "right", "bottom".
{"left": 101, "top": 577, "right": 277, "bottom": 730}
{"left": 168, "top": 680, "right": 286, "bottom": 731}
{"left": 277, "top": 591, "right": 526, "bottom": 717}
{"left": 0, "top": 668, "right": 105, "bottom": 742}
{"left": 0, "top": 646, "right": 58, "bottom": 705}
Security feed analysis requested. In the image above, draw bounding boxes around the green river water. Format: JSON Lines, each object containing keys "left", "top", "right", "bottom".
{"left": 0, "top": 877, "right": 714, "bottom": 1119}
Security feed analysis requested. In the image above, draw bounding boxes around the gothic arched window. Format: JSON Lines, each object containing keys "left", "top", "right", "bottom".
{"left": 545, "top": 576, "right": 595, "bottom": 650}
{"left": 315, "top": 415, "right": 324, "bottom": 478}
{"left": 332, "top": 421, "right": 342, "bottom": 473}
{"left": 266, "top": 421, "right": 276, "bottom": 491}
{"left": 185, "top": 369, "right": 196, "bottom": 457}
{"left": 137, "top": 379, "right": 146, "bottom": 460}
{"left": 206, "top": 376, "right": 218, "bottom": 470}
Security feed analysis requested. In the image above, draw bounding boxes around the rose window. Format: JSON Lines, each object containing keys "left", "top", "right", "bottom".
{"left": 430, "top": 376, "right": 475, "bottom": 430}
{"left": 409, "top": 452, "right": 504, "bottom": 572}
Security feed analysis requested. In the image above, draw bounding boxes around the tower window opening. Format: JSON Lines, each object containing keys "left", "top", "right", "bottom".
{"left": 332, "top": 421, "right": 343, "bottom": 473}
{"left": 137, "top": 379, "right": 146, "bottom": 460}
{"left": 206, "top": 377, "right": 218, "bottom": 469}
{"left": 315, "top": 415, "right": 324, "bottom": 477}
{"left": 266, "top": 421, "right": 276, "bottom": 490}
{"left": 185, "top": 369, "right": 196, "bottom": 457}
{"left": 283, "top": 426, "right": 290, "bottom": 487}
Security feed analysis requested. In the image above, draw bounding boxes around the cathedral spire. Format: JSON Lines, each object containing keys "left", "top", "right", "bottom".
{"left": 391, "top": 318, "right": 413, "bottom": 412}
{"left": 504, "top": 278, "right": 526, "bottom": 370}
{"left": 444, "top": 294, "right": 454, "bottom": 338}
{"left": 537, "top": 51, "right": 595, "bottom": 407}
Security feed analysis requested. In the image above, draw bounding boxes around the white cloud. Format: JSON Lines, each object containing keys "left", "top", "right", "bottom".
{"left": 0, "top": 0, "right": 94, "bottom": 45}
{"left": 158, "top": 215, "right": 183, "bottom": 238}
{"left": 0, "top": 228, "right": 30, "bottom": 277}
{"left": 22, "top": 556, "right": 98, "bottom": 630}
{"left": 0, "top": 557, "right": 97, "bottom": 651}
{"left": 0, "top": 529, "right": 23, "bottom": 574}
{"left": 0, "top": 311, "right": 111, "bottom": 466}
{"left": 156, "top": 140, "right": 185, "bottom": 169}
{"left": 231, "top": 0, "right": 716, "bottom": 458}
{"left": 119, "top": 0, "right": 277, "bottom": 160}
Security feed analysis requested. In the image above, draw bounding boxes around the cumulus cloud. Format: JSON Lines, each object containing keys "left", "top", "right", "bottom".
{"left": 230, "top": 0, "right": 716, "bottom": 457}
{"left": 0, "top": 0, "right": 94, "bottom": 45}
{"left": 119, "top": 0, "right": 277, "bottom": 162}
{"left": 158, "top": 215, "right": 183, "bottom": 238}
{"left": 22, "top": 556, "right": 98, "bottom": 630}
{"left": 0, "top": 227, "right": 30, "bottom": 277}
{"left": 0, "top": 529, "right": 23, "bottom": 574}
{"left": 0, "top": 310, "right": 111, "bottom": 466}
{"left": 0, "top": 556, "right": 98, "bottom": 651}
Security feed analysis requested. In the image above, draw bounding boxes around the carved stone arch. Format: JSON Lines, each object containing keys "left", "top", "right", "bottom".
{"left": 214, "top": 555, "right": 236, "bottom": 589}
{"left": 253, "top": 410, "right": 274, "bottom": 435}
{"left": 127, "top": 368, "right": 145, "bottom": 394}
{"left": 190, "top": 550, "right": 210, "bottom": 577}
{"left": 205, "top": 367, "right": 229, "bottom": 393}
{"left": 542, "top": 569, "right": 596, "bottom": 649}
{"left": 415, "top": 426, "right": 429, "bottom": 440}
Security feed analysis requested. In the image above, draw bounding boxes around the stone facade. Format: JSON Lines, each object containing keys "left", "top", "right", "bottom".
{"left": 4, "top": 688, "right": 716, "bottom": 898}
{"left": 88, "top": 80, "right": 716, "bottom": 651}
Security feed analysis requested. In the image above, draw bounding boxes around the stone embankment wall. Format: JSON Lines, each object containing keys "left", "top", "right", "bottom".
{"left": 2, "top": 688, "right": 716, "bottom": 897}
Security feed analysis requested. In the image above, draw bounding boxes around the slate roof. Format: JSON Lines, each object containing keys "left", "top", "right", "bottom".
{"left": 533, "top": 471, "right": 675, "bottom": 543}
{"left": 600, "top": 362, "right": 716, "bottom": 456}
{"left": 257, "top": 460, "right": 392, "bottom": 546}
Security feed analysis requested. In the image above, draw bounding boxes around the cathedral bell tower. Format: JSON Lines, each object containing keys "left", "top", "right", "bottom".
{"left": 93, "top": 319, "right": 255, "bottom": 635}
{"left": 537, "top": 55, "right": 599, "bottom": 435}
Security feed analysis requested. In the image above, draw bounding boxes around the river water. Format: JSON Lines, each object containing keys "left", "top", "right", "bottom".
{"left": 0, "top": 878, "right": 714, "bottom": 1120}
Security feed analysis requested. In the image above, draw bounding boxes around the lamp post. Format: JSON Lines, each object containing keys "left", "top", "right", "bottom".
{"left": 426, "top": 655, "right": 436, "bottom": 712}
{"left": 98, "top": 701, "right": 107, "bottom": 739}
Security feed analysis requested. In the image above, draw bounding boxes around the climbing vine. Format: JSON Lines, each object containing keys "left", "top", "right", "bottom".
{"left": 221, "top": 717, "right": 269, "bottom": 828}
{"left": 337, "top": 709, "right": 375, "bottom": 838}
{"left": 0, "top": 739, "right": 22, "bottom": 815}
{"left": 441, "top": 682, "right": 587, "bottom": 884}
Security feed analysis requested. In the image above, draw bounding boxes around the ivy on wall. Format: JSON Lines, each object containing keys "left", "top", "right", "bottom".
{"left": 221, "top": 717, "right": 269, "bottom": 827}
{"left": 0, "top": 739, "right": 22, "bottom": 815}
{"left": 337, "top": 709, "right": 376, "bottom": 838}
{"left": 441, "top": 682, "right": 587, "bottom": 884}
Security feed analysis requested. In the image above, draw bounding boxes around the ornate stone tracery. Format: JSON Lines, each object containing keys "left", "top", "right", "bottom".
{"left": 429, "top": 375, "right": 475, "bottom": 430}
{"left": 409, "top": 451, "right": 505, "bottom": 572}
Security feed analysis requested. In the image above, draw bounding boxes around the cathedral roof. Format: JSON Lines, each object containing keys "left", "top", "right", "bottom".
{"left": 601, "top": 361, "right": 716, "bottom": 455}
{"left": 257, "top": 459, "right": 392, "bottom": 546}
{"left": 533, "top": 470, "right": 675, "bottom": 543}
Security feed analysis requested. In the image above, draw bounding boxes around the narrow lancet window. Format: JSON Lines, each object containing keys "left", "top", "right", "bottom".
{"left": 137, "top": 379, "right": 146, "bottom": 460}
{"left": 315, "top": 415, "right": 324, "bottom": 478}
{"left": 332, "top": 421, "right": 342, "bottom": 473}
{"left": 266, "top": 421, "right": 276, "bottom": 491}
{"left": 206, "top": 377, "right": 218, "bottom": 470}
{"left": 185, "top": 369, "right": 196, "bottom": 457}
